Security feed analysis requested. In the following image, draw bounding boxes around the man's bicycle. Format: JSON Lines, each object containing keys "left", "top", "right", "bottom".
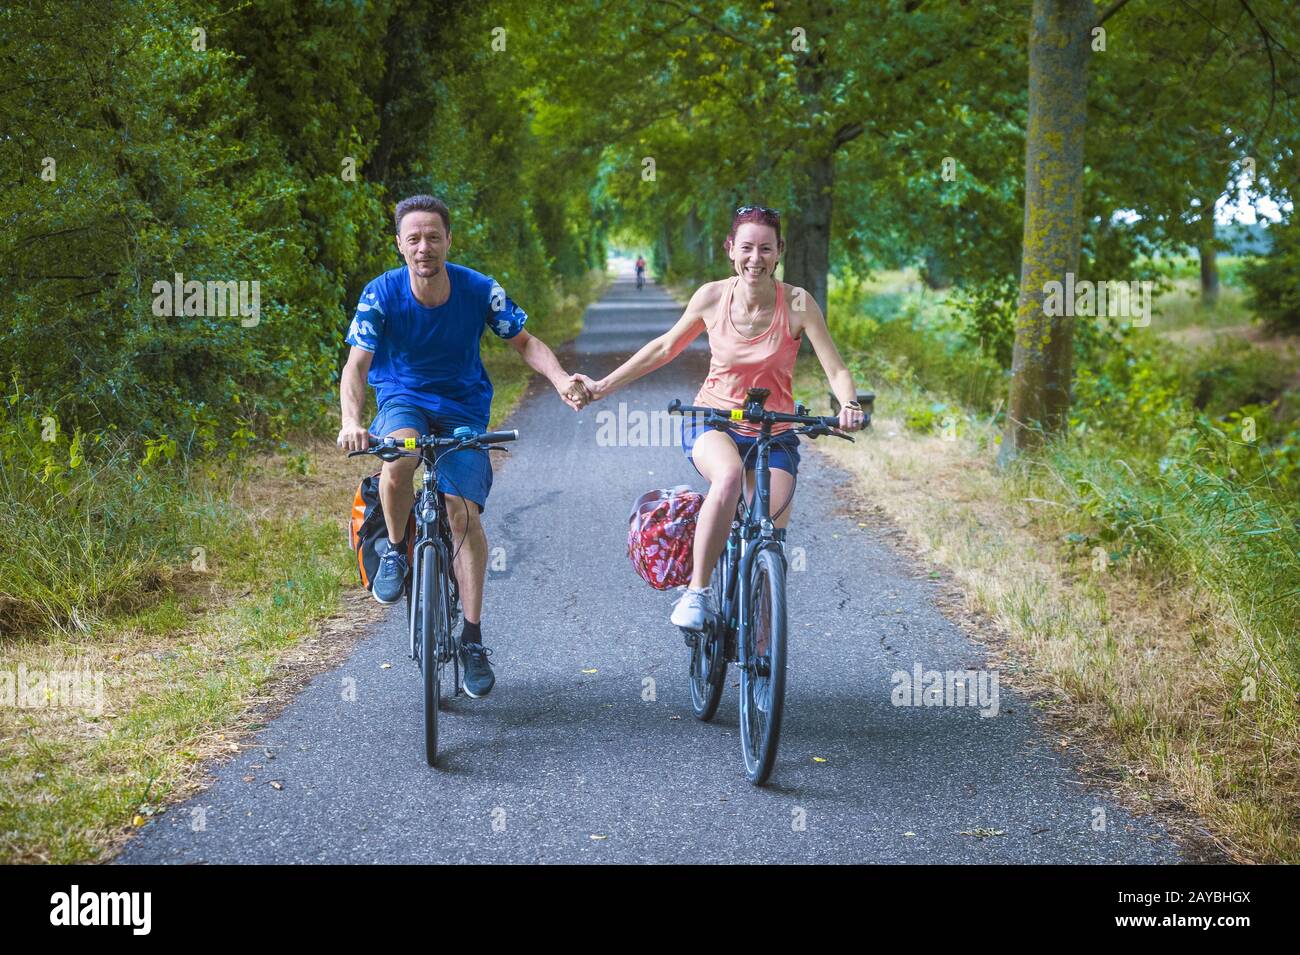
{"left": 348, "top": 427, "right": 518, "bottom": 766}
{"left": 667, "top": 388, "right": 870, "bottom": 784}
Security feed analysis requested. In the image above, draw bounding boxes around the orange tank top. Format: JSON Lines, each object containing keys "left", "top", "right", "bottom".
{"left": 693, "top": 277, "right": 801, "bottom": 434}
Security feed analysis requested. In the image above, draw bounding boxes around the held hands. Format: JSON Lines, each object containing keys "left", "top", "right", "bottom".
{"left": 557, "top": 373, "right": 593, "bottom": 411}
{"left": 570, "top": 373, "right": 606, "bottom": 404}
{"left": 556, "top": 372, "right": 607, "bottom": 411}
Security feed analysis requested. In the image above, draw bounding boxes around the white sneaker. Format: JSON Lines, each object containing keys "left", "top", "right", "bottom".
{"left": 671, "top": 587, "right": 713, "bottom": 631}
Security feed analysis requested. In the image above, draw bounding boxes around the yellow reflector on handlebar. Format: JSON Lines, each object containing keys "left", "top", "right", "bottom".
{"left": 404, "top": 437, "right": 417, "bottom": 449}
{"left": 730, "top": 409, "right": 743, "bottom": 421}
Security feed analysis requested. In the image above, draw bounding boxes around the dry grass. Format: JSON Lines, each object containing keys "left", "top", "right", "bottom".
{"left": 795, "top": 353, "right": 1297, "bottom": 862}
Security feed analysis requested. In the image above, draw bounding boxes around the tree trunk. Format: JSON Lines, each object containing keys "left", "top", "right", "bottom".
{"left": 654, "top": 220, "right": 672, "bottom": 277}
{"left": 1199, "top": 201, "right": 1220, "bottom": 307}
{"left": 783, "top": 150, "right": 834, "bottom": 354}
{"left": 684, "top": 204, "right": 703, "bottom": 273}
{"left": 920, "top": 248, "right": 953, "bottom": 290}
{"left": 999, "top": 0, "right": 1095, "bottom": 467}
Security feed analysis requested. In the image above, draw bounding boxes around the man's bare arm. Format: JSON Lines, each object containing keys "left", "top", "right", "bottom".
{"left": 507, "top": 329, "right": 586, "bottom": 410}
{"left": 338, "top": 346, "right": 374, "bottom": 450}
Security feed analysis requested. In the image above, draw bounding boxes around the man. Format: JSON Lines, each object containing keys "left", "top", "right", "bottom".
{"left": 635, "top": 254, "right": 646, "bottom": 289}
{"left": 337, "top": 194, "right": 588, "bottom": 698}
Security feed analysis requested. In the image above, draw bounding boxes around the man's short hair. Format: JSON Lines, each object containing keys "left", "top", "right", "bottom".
{"left": 394, "top": 195, "right": 451, "bottom": 236}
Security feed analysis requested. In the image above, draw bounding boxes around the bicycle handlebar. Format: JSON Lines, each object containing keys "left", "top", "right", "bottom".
{"left": 668, "top": 399, "right": 838, "bottom": 427}
{"left": 346, "top": 429, "right": 518, "bottom": 460}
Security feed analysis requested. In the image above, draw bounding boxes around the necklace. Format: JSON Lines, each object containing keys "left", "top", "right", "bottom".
{"left": 733, "top": 280, "right": 776, "bottom": 336}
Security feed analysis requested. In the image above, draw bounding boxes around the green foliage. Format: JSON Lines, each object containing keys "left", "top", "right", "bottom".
{"left": 0, "top": 0, "right": 603, "bottom": 464}
{"left": 0, "top": 386, "right": 239, "bottom": 635}
{"left": 947, "top": 275, "right": 1018, "bottom": 368}
{"left": 1182, "top": 336, "right": 1296, "bottom": 416}
{"left": 0, "top": 0, "right": 607, "bottom": 638}
{"left": 1243, "top": 221, "right": 1300, "bottom": 333}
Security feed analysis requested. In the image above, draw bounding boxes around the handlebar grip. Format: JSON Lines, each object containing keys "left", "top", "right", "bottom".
{"left": 477, "top": 430, "right": 518, "bottom": 444}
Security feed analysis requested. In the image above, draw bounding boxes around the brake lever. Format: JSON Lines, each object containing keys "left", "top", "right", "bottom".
{"left": 804, "top": 425, "right": 855, "bottom": 442}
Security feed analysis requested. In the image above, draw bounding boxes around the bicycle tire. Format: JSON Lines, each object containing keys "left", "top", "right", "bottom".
{"left": 421, "top": 544, "right": 442, "bottom": 767}
{"left": 688, "top": 551, "right": 729, "bottom": 720}
{"left": 739, "top": 546, "right": 787, "bottom": 785}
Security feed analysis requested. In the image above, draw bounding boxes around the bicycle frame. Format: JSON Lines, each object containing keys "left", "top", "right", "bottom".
{"left": 407, "top": 448, "right": 457, "bottom": 679}
{"left": 715, "top": 421, "right": 789, "bottom": 674}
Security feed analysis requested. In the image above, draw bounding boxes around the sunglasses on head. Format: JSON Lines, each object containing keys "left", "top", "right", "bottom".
{"left": 735, "top": 205, "right": 780, "bottom": 219}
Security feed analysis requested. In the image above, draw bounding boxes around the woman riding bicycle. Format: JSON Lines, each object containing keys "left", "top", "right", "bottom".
{"left": 574, "top": 205, "right": 866, "bottom": 630}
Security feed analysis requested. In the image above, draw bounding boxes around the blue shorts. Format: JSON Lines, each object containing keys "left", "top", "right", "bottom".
{"left": 681, "top": 418, "right": 801, "bottom": 477}
{"left": 370, "top": 401, "right": 493, "bottom": 513}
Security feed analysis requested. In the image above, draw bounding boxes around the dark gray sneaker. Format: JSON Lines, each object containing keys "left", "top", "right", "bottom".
{"left": 371, "top": 543, "right": 409, "bottom": 605}
{"left": 459, "top": 641, "right": 496, "bottom": 698}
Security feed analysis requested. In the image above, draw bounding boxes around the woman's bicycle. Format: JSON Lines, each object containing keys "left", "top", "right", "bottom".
{"left": 667, "top": 388, "right": 868, "bottom": 784}
{"left": 348, "top": 427, "right": 518, "bottom": 766}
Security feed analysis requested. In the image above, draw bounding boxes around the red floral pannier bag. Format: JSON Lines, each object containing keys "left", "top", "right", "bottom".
{"left": 627, "top": 486, "right": 705, "bottom": 590}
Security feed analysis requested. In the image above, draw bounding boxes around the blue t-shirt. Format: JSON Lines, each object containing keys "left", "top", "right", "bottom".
{"left": 344, "top": 262, "right": 527, "bottom": 426}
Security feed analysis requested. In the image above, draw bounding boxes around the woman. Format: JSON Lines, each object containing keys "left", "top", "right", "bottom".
{"left": 574, "top": 206, "right": 866, "bottom": 630}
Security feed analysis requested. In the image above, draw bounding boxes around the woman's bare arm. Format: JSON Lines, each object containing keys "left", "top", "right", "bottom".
{"left": 577, "top": 283, "right": 717, "bottom": 400}
{"left": 799, "top": 294, "right": 866, "bottom": 431}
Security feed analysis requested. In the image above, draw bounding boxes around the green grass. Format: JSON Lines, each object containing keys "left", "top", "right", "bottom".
{"left": 0, "top": 513, "right": 349, "bottom": 862}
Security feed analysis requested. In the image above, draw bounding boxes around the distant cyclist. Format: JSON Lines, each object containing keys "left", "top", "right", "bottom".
{"left": 635, "top": 255, "right": 647, "bottom": 290}
{"left": 338, "top": 195, "right": 590, "bottom": 697}
{"left": 573, "top": 206, "right": 865, "bottom": 630}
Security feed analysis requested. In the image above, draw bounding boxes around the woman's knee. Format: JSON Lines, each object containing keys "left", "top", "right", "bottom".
{"left": 692, "top": 435, "right": 744, "bottom": 498}
{"left": 709, "top": 464, "right": 744, "bottom": 501}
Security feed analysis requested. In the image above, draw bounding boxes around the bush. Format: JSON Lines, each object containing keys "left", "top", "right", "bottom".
{"left": 0, "top": 388, "right": 239, "bottom": 635}
{"left": 1182, "top": 336, "right": 1295, "bottom": 417}
{"left": 947, "top": 275, "right": 1018, "bottom": 368}
{"left": 1242, "top": 221, "right": 1300, "bottom": 333}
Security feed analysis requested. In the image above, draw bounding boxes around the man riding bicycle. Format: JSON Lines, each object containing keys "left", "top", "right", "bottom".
{"left": 337, "top": 194, "right": 589, "bottom": 698}
{"left": 635, "top": 255, "right": 647, "bottom": 289}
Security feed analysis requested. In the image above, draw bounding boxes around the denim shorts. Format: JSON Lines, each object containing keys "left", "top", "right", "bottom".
{"left": 370, "top": 401, "right": 493, "bottom": 513}
{"left": 681, "top": 418, "right": 801, "bottom": 477}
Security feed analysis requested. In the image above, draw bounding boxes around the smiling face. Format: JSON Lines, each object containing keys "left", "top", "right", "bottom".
{"left": 728, "top": 222, "right": 782, "bottom": 284}
{"left": 395, "top": 211, "right": 451, "bottom": 279}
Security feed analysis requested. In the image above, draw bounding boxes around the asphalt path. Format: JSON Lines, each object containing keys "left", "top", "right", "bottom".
{"left": 117, "top": 269, "right": 1180, "bottom": 863}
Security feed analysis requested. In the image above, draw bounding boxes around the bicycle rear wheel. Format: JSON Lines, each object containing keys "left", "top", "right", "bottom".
{"left": 739, "top": 546, "right": 787, "bottom": 785}
{"left": 688, "top": 553, "right": 729, "bottom": 720}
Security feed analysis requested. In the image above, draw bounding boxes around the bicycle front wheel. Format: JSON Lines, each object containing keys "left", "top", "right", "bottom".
{"left": 739, "top": 546, "right": 787, "bottom": 785}
{"left": 420, "top": 545, "right": 443, "bottom": 767}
